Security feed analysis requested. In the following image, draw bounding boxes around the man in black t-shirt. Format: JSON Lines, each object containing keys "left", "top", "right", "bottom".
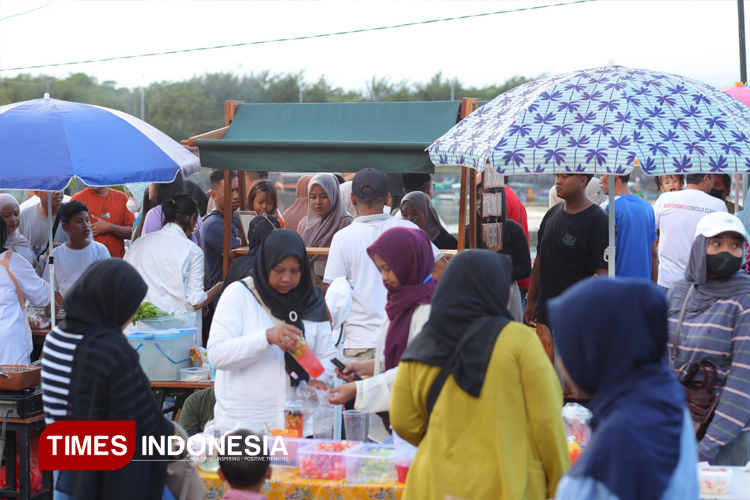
{"left": 524, "top": 174, "right": 608, "bottom": 360}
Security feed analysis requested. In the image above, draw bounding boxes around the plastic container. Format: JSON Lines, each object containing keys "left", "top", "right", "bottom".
{"left": 298, "top": 440, "right": 361, "bottom": 480}
{"left": 127, "top": 328, "right": 196, "bottom": 380}
{"left": 284, "top": 400, "right": 305, "bottom": 436}
{"left": 312, "top": 407, "right": 334, "bottom": 439}
{"left": 180, "top": 367, "right": 210, "bottom": 381}
{"left": 137, "top": 312, "right": 197, "bottom": 331}
{"left": 698, "top": 467, "right": 732, "bottom": 495}
{"left": 289, "top": 336, "right": 325, "bottom": 378}
{"left": 344, "top": 443, "right": 396, "bottom": 484}
{"left": 269, "top": 437, "right": 317, "bottom": 468}
{"left": 343, "top": 409, "right": 368, "bottom": 442}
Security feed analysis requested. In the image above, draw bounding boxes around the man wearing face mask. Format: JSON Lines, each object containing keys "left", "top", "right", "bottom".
{"left": 710, "top": 174, "right": 744, "bottom": 214}
{"left": 654, "top": 173, "right": 727, "bottom": 294}
{"left": 668, "top": 213, "right": 750, "bottom": 465}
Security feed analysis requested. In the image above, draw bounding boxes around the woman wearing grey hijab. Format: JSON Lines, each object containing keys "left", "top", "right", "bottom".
{"left": 668, "top": 212, "right": 750, "bottom": 465}
{"left": 400, "top": 191, "right": 457, "bottom": 250}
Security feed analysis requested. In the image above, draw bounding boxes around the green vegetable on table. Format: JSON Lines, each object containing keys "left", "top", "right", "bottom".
{"left": 131, "top": 302, "right": 170, "bottom": 325}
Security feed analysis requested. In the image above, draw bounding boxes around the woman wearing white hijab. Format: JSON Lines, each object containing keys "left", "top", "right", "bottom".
{"left": 0, "top": 193, "right": 38, "bottom": 267}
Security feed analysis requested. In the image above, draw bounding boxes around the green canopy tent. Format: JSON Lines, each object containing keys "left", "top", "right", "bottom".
{"left": 187, "top": 99, "right": 474, "bottom": 278}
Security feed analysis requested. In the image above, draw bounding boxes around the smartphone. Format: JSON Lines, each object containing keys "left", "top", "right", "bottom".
{"left": 332, "top": 357, "right": 362, "bottom": 381}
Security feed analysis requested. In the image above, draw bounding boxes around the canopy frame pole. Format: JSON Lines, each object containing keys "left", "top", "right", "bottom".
{"left": 457, "top": 98, "right": 479, "bottom": 251}
{"left": 736, "top": 174, "right": 741, "bottom": 214}
{"left": 48, "top": 191, "right": 56, "bottom": 330}
{"left": 606, "top": 175, "right": 616, "bottom": 277}
{"left": 468, "top": 168, "right": 477, "bottom": 249}
{"left": 221, "top": 101, "right": 243, "bottom": 280}
{"left": 458, "top": 167, "right": 468, "bottom": 252}
{"left": 223, "top": 169, "right": 232, "bottom": 280}
{"left": 238, "top": 173, "right": 247, "bottom": 212}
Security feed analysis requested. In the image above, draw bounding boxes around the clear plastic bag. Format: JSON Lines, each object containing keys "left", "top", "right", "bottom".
{"left": 562, "top": 403, "right": 592, "bottom": 444}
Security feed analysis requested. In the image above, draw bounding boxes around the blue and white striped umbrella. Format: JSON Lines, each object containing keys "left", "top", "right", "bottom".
{"left": 429, "top": 66, "right": 750, "bottom": 175}
{"left": 0, "top": 94, "right": 201, "bottom": 190}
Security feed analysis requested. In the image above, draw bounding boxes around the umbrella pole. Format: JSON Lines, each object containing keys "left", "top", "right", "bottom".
{"left": 48, "top": 192, "right": 56, "bottom": 329}
{"left": 607, "top": 176, "right": 616, "bottom": 277}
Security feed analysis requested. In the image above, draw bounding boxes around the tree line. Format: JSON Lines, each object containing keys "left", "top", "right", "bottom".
{"left": 0, "top": 71, "right": 536, "bottom": 141}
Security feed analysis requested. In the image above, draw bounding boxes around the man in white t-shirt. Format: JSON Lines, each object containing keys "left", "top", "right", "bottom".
{"left": 43, "top": 201, "right": 110, "bottom": 302}
{"left": 323, "top": 169, "right": 447, "bottom": 361}
{"left": 654, "top": 173, "right": 727, "bottom": 293}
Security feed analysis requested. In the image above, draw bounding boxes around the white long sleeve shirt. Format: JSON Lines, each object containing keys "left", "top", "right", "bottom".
{"left": 124, "top": 223, "right": 207, "bottom": 344}
{"left": 354, "top": 304, "right": 431, "bottom": 442}
{"left": 0, "top": 250, "right": 50, "bottom": 365}
{"left": 208, "top": 281, "right": 337, "bottom": 432}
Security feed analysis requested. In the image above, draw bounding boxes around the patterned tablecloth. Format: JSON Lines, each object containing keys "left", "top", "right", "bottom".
{"left": 200, "top": 466, "right": 404, "bottom": 500}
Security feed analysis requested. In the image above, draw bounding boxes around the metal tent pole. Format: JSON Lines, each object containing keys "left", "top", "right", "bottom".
{"left": 48, "top": 192, "right": 56, "bottom": 329}
{"left": 607, "top": 175, "right": 616, "bottom": 278}
{"left": 739, "top": 0, "right": 747, "bottom": 83}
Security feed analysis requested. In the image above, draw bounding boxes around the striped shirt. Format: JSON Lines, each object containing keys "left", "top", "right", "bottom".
{"left": 668, "top": 292, "right": 750, "bottom": 461}
{"left": 41, "top": 326, "right": 84, "bottom": 425}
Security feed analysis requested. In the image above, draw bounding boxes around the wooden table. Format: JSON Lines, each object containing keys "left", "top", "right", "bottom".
{"left": 150, "top": 380, "right": 213, "bottom": 421}
{"left": 1, "top": 414, "right": 52, "bottom": 500}
{"left": 30, "top": 328, "right": 50, "bottom": 362}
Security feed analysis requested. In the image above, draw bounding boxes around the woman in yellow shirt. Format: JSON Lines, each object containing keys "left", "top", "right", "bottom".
{"left": 390, "top": 250, "right": 569, "bottom": 500}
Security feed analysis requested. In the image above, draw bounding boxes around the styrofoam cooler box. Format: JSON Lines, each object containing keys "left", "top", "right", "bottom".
{"left": 127, "top": 327, "right": 196, "bottom": 381}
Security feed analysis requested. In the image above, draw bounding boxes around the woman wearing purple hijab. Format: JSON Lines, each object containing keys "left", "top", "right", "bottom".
{"left": 328, "top": 226, "right": 436, "bottom": 442}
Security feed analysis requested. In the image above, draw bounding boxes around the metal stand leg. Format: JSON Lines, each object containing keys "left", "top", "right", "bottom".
{"left": 5, "top": 429, "right": 17, "bottom": 497}
{"left": 19, "top": 426, "right": 29, "bottom": 500}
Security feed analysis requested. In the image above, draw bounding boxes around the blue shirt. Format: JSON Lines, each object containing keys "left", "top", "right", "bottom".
{"left": 201, "top": 211, "right": 242, "bottom": 289}
{"left": 602, "top": 195, "right": 657, "bottom": 280}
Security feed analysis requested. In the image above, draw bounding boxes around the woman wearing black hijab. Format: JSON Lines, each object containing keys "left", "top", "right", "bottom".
{"left": 41, "top": 259, "right": 175, "bottom": 500}
{"left": 208, "top": 229, "right": 337, "bottom": 433}
{"left": 223, "top": 214, "right": 282, "bottom": 290}
{"left": 390, "top": 250, "right": 569, "bottom": 500}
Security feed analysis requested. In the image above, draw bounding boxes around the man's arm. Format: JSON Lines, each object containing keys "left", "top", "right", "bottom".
{"left": 432, "top": 256, "right": 447, "bottom": 281}
{"left": 651, "top": 239, "right": 659, "bottom": 283}
{"left": 523, "top": 255, "right": 541, "bottom": 327}
{"left": 91, "top": 215, "right": 132, "bottom": 240}
{"left": 594, "top": 269, "right": 609, "bottom": 276}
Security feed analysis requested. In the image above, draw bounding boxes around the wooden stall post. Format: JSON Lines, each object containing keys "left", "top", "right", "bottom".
{"left": 456, "top": 98, "right": 479, "bottom": 251}
{"left": 458, "top": 167, "right": 469, "bottom": 252}
{"left": 222, "top": 101, "right": 243, "bottom": 279}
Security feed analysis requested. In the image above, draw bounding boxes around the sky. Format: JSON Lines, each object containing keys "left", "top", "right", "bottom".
{"left": 0, "top": 0, "right": 747, "bottom": 93}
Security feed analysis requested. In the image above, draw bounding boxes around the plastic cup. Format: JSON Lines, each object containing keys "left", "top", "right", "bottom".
{"left": 290, "top": 336, "right": 325, "bottom": 378}
{"left": 343, "top": 410, "right": 368, "bottom": 442}
{"left": 313, "top": 407, "right": 334, "bottom": 439}
{"left": 396, "top": 459, "right": 412, "bottom": 484}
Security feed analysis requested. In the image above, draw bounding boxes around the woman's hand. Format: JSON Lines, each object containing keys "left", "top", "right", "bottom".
{"left": 308, "top": 379, "right": 329, "bottom": 391}
{"left": 266, "top": 324, "right": 302, "bottom": 351}
{"left": 327, "top": 383, "right": 357, "bottom": 405}
{"left": 335, "top": 361, "right": 366, "bottom": 382}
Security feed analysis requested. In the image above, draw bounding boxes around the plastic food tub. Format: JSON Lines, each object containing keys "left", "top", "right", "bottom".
{"left": 180, "top": 367, "right": 210, "bottom": 381}
{"left": 269, "top": 437, "right": 318, "bottom": 468}
{"left": 137, "top": 312, "right": 197, "bottom": 331}
{"left": 298, "top": 440, "right": 361, "bottom": 480}
{"left": 698, "top": 467, "right": 732, "bottom": 495}
{"left": 344, "top": 443, "right": 396, "bottom": 484}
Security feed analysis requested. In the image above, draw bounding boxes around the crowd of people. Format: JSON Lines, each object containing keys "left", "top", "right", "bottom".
{"left": 1, "top": 166, "right": 749, "bottom": 499}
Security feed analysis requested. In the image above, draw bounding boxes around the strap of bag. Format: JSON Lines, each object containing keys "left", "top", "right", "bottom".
{"left": 670, "top": 285, "right": 695, "bottom": 367}
{"left": 36, "top": 205, "right": 63, "bottom": 259}
{"left": 1, "top": 252, "right": 25, "bottom": 310}
{"left": 425, "top": 316, "right": 505, "bottom": 423}
{"left": 240, "top": 276, "right": 310, "bottom": 386}
{"left": 241, "top": 276, "right": 284, "bottom": 327}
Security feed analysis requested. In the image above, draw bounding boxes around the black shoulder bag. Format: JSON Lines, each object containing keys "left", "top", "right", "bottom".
{"left": 670, "top": 285, "right": 722, "bottom": 440}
